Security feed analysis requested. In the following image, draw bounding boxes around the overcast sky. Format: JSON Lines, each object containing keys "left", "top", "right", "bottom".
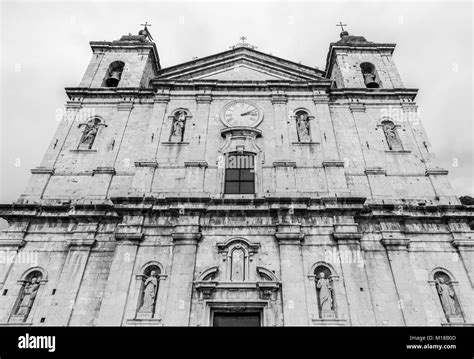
{"left": 0, "top": 1, "right": 472, "bottom": 211}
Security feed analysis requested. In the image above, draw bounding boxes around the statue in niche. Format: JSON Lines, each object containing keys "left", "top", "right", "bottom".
{"left": 80, "top": 118, "right": 101, "bottom": 148}
{"left": 15, "top": 276, "right": 41, "bottom": 318}
{"left": 138, "top": 270, "right": 159, "bottom": 313}
{"left": 435, "top": 275, "right": 460, "bottom": 317}
{"left": 296, "top": 112, "right": 310, "bottom": 142}
{"left": 316, "top": 271, "right": 335, "bottom": 318}
{"left": 170, "top": 110, "right": 186, "bottom": 142}
{"left": 382, "top": 121, "right": 402, "bottom": 150}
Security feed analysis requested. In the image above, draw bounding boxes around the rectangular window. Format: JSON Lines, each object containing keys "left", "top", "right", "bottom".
{"left": 224, "top": 154, "right": 255, "bottom": 194}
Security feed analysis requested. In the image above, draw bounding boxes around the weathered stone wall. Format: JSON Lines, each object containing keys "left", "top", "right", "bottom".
{"left": 0, "top": 208, "right": 472, "bottom": 326}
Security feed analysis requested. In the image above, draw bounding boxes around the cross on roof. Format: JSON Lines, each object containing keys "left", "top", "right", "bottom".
{"left": 139, "top": 21, "right": 153, "bottom": 41}
{"left": 336, "top": 21, "right": 347, "bottom": 32}
{"left": 229, "top": 36, "right": 257, "bottom": 50}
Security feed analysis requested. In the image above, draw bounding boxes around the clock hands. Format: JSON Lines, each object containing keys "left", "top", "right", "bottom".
{"left": 240, "top": 109, "right": 257, "bottom": 116}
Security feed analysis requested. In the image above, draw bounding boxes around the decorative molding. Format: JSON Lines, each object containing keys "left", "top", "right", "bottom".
{"left": 154, "top": 94, "right": 170, "bottom": 104}
{"left": 30, "top": 167, "right": 54, "bottom": 175}
{"left": 134, "top": 161, "right": 159, "bottom": 168}
{"left": 451, "top": 239, "right": 474, "bottom": 250}
{"left": 275, "top": 223, "right": 304, "bottom": 243}
{"left": 196, "top": 94, "right": 212, "bottom": 104}
{"left": 125, "top": 318, "right": 162, "bottom": 326}
{"left": 184, "top": 161, "right": 208, "bottom": 168}
{"left": 117, "top": 102, "right": 134, "bottom": 111}
{"left": 92, "top": 167, "right": 116, "bottom": 175}
{"left": 384, "top": 150, "right": 411, "bottom": 154}
{"left": 256, "top": 281, "right": 280, "bottom": 300}
{"left": 349, "top": 103, "right": 366, "bottom": 112}
{"left": 426, "top": 168, "right": 449, "bottom": 176}
{"left": 65, "top": 101, "right": 82, "bottom": 110}
{"left": 381, "top": 237, "right": 410, "bottom": 250}
{"left": 114, "top": 232, "right": 144, "bottom": 241}
{"left": 270, "top": 93, "right": 288, "bottom": 104}
{"left": 194, "top": 281, "right": 218, "bottom": 300}
{"left": 70, "top": 149, "right": 97, "bottom": 153}
{"left": 161, "top": 141, "right": 190, "bottom": 146}
{"left": 0, "top": 239, "right": 26, "bottom": 248}
{"left": 311, "top": 317, "right": 347, "bottom": 326}
{"left": 365, "top": 167, "right": 386, "bottom": 175}
{"left": 312, "top": 94, "right": 330, "bottom": 104}
{"left": 273, "top": 161, "right": 296, "bottom": 168}
{"left": 322, "top": 160, "right": 345, "bottom": 168}
{"left": 291, "top": 141, "right": 320, "bottom": 145}
{"left": 66, "top": 238, "right": 96, "bottom": 249}
{"left": 220, "top": 126, "right": 262, "bottom": 138}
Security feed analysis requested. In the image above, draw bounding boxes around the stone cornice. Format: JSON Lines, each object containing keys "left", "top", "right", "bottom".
{"left": 2, "top": 196, "right": 474, "bottom": 222}
{"left": 328, "top": 88, "right": 418, "bottom": 101}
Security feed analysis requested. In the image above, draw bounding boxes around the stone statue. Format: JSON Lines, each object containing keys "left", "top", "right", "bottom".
{"left": 436, "top": 277, "right": 458, "bottom": 316}
{"left": 80, "top": 119, "right": 100, "bottom": 148}
{"left": 170, "top": 111, "right": 186, "bottom": 141}
{"left": 139, "top": 270, "right": 159, "bottom": 313}
{"left": 383, "top": 121, "right": 402, "bottom": 150}
{"left": 316, "top": 272, "right": 334, "bottom": 315}
{"left": 15, "top": 277, "right": 40, "bottom": 318}
{"left": 296, "top": 112, "right": 310, "bottom": 142}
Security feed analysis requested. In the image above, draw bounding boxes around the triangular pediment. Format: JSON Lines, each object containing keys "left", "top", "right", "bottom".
{"left": 155, "top": 47, "right": 326, "bottom": 81}
{"left": 197, "top": 64, "right": 286, "bottom": 81}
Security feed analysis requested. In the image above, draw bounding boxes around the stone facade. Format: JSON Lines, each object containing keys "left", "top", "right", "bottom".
{"left": 0, "top": 30, "right": 473, "bottom": 327}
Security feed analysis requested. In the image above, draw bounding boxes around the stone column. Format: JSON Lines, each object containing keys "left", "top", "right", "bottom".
{"left": 46, "top": 221, "right": 97, "bottom": 326}
{"left": 333, "top": 217, "right": 377, "bottom": 326}
{"left": 0, "top": 221, "right": 28, "bottom": 289}
{"left": 163, "top": 218, "right": 201, "bottom": 326}
{"left": 449, "top": 221, "right": 474, "bottom": 287}
{"left": 96, "top": 219, "right": 144, "bottom": 326}
{"left": 129, "top": 92, "right": 170, "bottom": 195}
{"left": 381, "top": 230, "right": 428, "bottom": 325}
{"left": 314, "top": 93, "right": 349, "bottom": 197}
{"left": 190, "top": 92, "right": 212, "bottom": 161}
{"left": 271, "top": 91, "right": 291, "bottom": 161}
{"left": 275, "top": 223, "right": 309, "bottom": 326}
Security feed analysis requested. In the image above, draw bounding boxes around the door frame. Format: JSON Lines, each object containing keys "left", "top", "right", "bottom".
{"left": 205, "top": 301, "right": 267, "bottom": 327}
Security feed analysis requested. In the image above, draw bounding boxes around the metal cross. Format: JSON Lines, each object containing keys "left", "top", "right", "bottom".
{"left": 336, "top": 22, "right": 347, "bottom": 32}
{"left": 240, "top": 36, "right": 247, "bottom": 44}
{"left": 141, "top": 21, "right": 152, "bottom": 28}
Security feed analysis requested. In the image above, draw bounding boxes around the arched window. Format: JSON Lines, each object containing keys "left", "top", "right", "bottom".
{"left": 314, "top": 265, "right": 336, "bottom": 319}
{"left": 360, "top": 62, "right": 380, "bottom": 88}
{"left": 103, "top": 61, "right": 125, "bottom": 87}
{"left": 381, "top": 119, "right": 403, "bottom": 151}
{"left": 169, "top": 109, "right": 189, "bottom": 142}
{"left": 433, "top": 271, "right": 463, "bottom": 322}
{"left": 11, "top": 269, "right": 44, "bottom": 322}
{"left": 78, "top": 117, "right": 103, "bottom": 149}
{"left": 295, "top": 110, "right": 311, "bottom": 142}
{"left": 224, "top": 152, "right": 255, "bottom": 194}
{"left": 137, "top": 265, "right": 161, "bottom": 315}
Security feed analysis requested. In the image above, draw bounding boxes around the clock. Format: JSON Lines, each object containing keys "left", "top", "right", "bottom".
{"left": 221, "top": 100, "right": 263, "bottom": 128}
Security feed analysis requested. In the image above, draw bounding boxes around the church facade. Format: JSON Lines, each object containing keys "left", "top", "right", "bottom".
{"left": 0, "top": 28, "right": 473, "bottom": 327}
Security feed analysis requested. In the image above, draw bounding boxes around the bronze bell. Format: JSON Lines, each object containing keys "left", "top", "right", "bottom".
{"left": 363, "top": 72, "right": 379, "bottom": 88}
{"left": 105, "top": 70, "right": 122, "bottom": 87}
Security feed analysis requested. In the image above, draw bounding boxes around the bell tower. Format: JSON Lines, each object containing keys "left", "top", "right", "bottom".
{"left": 325, "top": 28, "right": 404, "bottom": 89}
{"left": 79, "top": 25, "right": 161, "bottom": 88}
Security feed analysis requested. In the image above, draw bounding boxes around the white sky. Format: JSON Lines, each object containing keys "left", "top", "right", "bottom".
{"left": 0, "top": 0, "right": 473, "bottom": 210}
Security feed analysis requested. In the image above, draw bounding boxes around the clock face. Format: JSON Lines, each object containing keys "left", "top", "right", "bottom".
{"left": 221, "top": 101, "right": 262, "bottom": 128}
